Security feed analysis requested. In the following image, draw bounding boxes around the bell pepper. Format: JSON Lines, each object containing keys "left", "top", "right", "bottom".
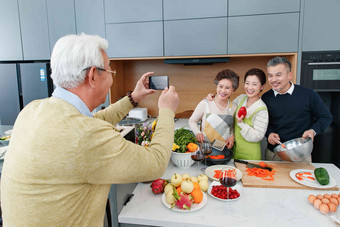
{"left": 238, "top": 106, "right": 247, "bottom": 118}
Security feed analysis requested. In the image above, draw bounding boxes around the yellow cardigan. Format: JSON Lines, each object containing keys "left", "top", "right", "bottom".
{"left": 1, "top": 96, "right": 174, "bottom": 226}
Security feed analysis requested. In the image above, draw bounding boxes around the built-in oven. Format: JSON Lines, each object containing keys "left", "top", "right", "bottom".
{"left": 301, "top": 51, "right": 340, "bottom": 91}
{"left": 301, "top": 50, "right": 340, "bottom": 168}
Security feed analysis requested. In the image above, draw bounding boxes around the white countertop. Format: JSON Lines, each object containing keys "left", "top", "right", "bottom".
{"left": 118, "top": 161, "right": 340, "bottom": 227}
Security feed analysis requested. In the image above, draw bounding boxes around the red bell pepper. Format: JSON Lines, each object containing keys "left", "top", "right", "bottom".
{"left": 238, "top": 106, "right": 247, "bottom": 118}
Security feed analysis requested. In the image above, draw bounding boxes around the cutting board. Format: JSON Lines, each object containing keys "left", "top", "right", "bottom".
{"left": 235, "top": 161, "right": 339, "bottom": 190}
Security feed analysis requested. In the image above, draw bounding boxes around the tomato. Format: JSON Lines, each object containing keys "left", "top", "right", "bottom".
{"left": 211, "top": 185, "right": 240, "bottom": 200}
{"left": 238, "top": 106, "right": 247, "bottom": 118}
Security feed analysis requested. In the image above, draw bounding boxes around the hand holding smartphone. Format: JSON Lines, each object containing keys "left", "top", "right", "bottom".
{"left": 149, "top": 75, "right": 169, "bottom": 90}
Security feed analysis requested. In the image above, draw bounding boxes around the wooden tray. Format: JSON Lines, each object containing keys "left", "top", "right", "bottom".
{"left": 234, "top": 161, "right": 339, "bottom": 190}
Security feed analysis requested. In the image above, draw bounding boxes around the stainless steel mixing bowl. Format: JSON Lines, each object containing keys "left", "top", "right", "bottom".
{"left": 273, "top": 137, "right": 313, "bottom": 162}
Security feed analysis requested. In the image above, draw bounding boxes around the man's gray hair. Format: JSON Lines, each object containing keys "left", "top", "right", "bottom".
{"left": 267, "top": 56, "right": 291, "bottom": 72}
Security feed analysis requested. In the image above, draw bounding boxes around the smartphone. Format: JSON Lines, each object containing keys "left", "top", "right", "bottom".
{"left": 212, "top": 139, "right": 226, "bottom": 151}
{"left": 149, "top": 75, "right": 169, "bottom": 90}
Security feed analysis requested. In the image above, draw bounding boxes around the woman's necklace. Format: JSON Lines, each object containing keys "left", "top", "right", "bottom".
{"left": 215, "top": 99, "right": 229, "bottom": 113}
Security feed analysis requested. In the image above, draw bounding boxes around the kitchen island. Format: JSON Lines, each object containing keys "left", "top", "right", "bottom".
{"left": 118, "top": 161, "right": 340, "bottom": 227}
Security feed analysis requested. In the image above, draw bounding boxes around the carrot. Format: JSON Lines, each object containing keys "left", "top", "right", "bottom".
{"left": 213, "top": 169, "right": 236, "bottom": 178}
{"left": 246, "top": 167, "right": 276, "bottom": 181}
{"left": 213, "top": 170, "right": 221, "bottom": 178}
{"left": 258, "top": 162, "right": 268, "bottom": 167}
{"left": 206, "top": 155, "right": 225, "bottom": 159}
{"left": 295, "top": 172, "right": 315, "bottom": 181}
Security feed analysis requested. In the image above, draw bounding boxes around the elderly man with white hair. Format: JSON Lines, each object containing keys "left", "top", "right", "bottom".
{"left": 1, "top": 33, "right": 179, "bottom": 226}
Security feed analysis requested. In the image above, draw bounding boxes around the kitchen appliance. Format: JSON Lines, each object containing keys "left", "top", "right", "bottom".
{"left": 0, "top": 62, "right": 53, "bottom": 125}
{"left": 128, "top": 108, "right": 148, "bottom": 121}
{"left": 301, "top": 51, "right": 340, "bottom": 91}
{"left": 164, "top": 57, "right": 229, "bottom": 65}
{"left": 234, "top": 159, "right": 272, "bottom": 171}
{"left": 301, "top": 51, "right": 340, "bottom": 168}
{"left": 234, "top": 161, "right": 339, "bottom": 190}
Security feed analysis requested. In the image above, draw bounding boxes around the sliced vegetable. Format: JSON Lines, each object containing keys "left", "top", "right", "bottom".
{"left": 246, "top": 167, "right": 276, "bottom": 181}
{"left": 213, "top": 169, "right": 235, "bottom": 179}
{"left": 206, "top": 155, "right": 225, "bottom": 159}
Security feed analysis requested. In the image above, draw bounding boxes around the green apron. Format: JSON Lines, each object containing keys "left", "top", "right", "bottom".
{"left": 233, "top": 96, "right": 267, "bottom": 160}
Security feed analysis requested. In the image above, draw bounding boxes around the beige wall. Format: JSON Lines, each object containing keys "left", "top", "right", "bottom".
{"left": 110, "top": 54, "right": 297, "bottom": 117}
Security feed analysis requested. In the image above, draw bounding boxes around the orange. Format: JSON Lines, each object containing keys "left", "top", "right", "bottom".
{"left": 176, "top": 186, "right": 182, "bottom": 194}
{"left": 193, "top": 182, "right": 200, "bottom": 191}
{"left": 191, "top": 189, "right": 203, "bottom": 203}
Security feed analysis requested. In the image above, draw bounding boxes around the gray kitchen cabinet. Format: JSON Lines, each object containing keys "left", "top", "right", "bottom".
{"left": 105, "top": 0, "right": 162, "bottom": 23}
{"left": 75, "top": 0, "right": 105, "bottom": 38}
{"left": 0, "top": 0, "right": 23, "bottom": 60}
{"left": 106, "top": 22, "right": 163, "bottom": 58}
{"left": 0, "top": 64, "right": 21, "bottom": 125}
{"left": 164, "top": 18, "right": 228, "bottom": 56}
{"left": 163, "top": 0, "right": 227, "bottom": 20}
{"left": 18, "top": 0, "right": 50, "bottom": 60}
{"left": 302, "top": 0, "right": 340, "bottom": 51}
{"left": 229, "top": 0, "right": 300, "bottom": 16}
{"left": 228, "top": 13, "right": 299, "bottom": 54}
{"left": 46, "top": 0, "right": 77, "bottom": 51}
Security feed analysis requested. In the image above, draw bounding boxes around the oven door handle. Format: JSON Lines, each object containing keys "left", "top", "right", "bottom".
{"left": 308, "top": 62, "right": 340, "bottom": 65}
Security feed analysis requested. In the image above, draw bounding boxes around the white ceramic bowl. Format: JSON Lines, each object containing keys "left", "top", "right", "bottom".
{"left": 170, "top": 151, "right": 195, "bottom": 169}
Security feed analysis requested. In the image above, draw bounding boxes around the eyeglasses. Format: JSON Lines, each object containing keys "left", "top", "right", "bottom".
{"left": 83, "top": 67, "right": 116, "bottom": 77}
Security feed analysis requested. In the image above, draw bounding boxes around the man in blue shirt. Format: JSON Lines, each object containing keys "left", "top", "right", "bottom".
{"left": 262, "top": 57, "right": 332, "bottom": 161}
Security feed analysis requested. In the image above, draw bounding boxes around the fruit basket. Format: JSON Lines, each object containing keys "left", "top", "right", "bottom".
{"left": 170, "top": 151, "right": 195, "bottom": 169}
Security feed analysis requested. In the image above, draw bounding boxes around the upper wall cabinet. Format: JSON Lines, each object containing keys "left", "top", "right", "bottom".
{"left": 229, "top": 0, "right": 300, "bottom": 16}
{"left": 164, "top": 18, "right": 228, "bottom": 56}
{"left": 163, "top": 0, "right": 227, "bottom": 20}
{"left": 105, "top": 0, "right": 162, "bottom": 23}
{"left": 106, "top": 22, "right": 163, "bottom": 58}
{"left": 46, "top": 0, "right": 76, "bottom": 52}
{"left": 302, "top": 0, "right": 340, "bottom": 51}
{"left": 228, "top": 13, "right": 299, "bottom": 54}
{"left": 75, "top": 0, "right": 105, "bottom": 38}
{"left": 0, "top": 0, "right": 23, "bottom": 60}
{"left": 18, "top": 0, "right": 51, "bottom": 60}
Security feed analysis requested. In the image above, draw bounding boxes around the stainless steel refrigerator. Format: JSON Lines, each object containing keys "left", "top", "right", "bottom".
{"left": 0, "top": 62, "right": 53, "bottom": 125}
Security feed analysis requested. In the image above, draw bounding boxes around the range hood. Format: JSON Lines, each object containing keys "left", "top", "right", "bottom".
{"left": 164, "top": 57, "right": 229, "bottom": 65}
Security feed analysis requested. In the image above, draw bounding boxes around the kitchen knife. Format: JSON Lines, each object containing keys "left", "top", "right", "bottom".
{"left": 234, "top": 159, "right": 272, "bottom": 171}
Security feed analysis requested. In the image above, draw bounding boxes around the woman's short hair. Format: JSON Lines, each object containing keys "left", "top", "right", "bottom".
{"left": 214, "top": 69, "right": 239, "bottom": 91}
{"left": 50, "top": 33, "right": 109, "bottom": 89}
{"left": 244, "top": 68, "right": 266, "bottom": 86}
